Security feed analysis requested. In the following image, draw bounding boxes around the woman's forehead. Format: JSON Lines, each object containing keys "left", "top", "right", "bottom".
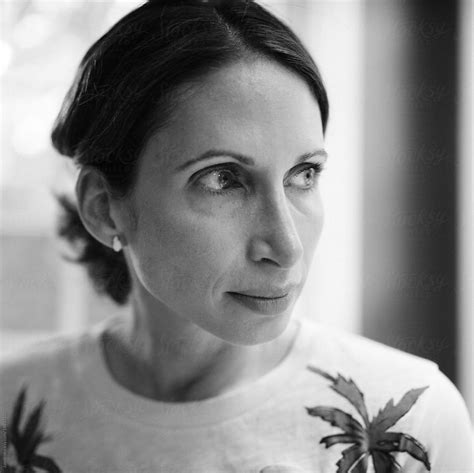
{"left": 184, "top": 60, "right": 320, "bottom": 120}
{"left": 143, "top": 61, "right": 323, "bottom": 170}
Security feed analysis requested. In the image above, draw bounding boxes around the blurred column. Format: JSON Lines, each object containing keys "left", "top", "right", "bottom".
{"left": 362, "top": 0, "right": 460, "bottom": 385}
{"left": 457, "top": 0, "right": 472, "bottom": 417}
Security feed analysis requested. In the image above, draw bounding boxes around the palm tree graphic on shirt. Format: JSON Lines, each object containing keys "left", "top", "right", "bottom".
{"left": 0, "top": 385, "right": 62, "bottom": 473}
{"left": 2, "top": 372, "right": 432, "bottom": 473}
{"left": 305, "top": 365, "right": 431, "bottom": 472}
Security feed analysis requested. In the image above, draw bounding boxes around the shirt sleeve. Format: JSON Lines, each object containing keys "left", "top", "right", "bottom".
{"left": 421, "top": 366, "right": 474, "bottom": 472}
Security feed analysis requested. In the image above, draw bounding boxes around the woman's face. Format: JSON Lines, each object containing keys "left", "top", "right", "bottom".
{"left": 120, "top": 59, "right": 326, "bottom": 345}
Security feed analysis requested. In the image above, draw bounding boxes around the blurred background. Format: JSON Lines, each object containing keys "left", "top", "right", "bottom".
{"left": 0, "top": 0, "right": 472, "bottom": 419}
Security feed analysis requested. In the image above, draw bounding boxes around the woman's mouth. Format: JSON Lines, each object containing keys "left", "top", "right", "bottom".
{"left": 227, "top": 291, "right": 293, "bottom": 316}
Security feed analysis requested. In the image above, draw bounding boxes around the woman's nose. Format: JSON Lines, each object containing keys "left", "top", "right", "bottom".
{"left": 248, "top": 191, "right": 304, "bottom": 269}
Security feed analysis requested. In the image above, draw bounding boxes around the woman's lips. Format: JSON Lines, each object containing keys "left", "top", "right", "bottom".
{"left": 228, "top": 291, "right": 293, "bottom": 315}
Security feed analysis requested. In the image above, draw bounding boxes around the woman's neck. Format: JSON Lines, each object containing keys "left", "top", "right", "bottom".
{"left": 101, "top": 304, "right": 299, "bottom": 403}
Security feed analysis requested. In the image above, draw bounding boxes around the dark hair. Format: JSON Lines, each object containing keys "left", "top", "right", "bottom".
{"left": 52, "top": 0, "right": 330, "bottom": 306}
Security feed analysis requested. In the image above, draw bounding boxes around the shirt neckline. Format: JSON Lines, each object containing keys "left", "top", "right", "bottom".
{"left": 73, "top": 313, "right": 314, "bottom": 429}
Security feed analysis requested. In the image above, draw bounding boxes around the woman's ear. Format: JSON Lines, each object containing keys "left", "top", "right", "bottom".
{"left": 75, "top": 166, "right": 120, "bottom": 250}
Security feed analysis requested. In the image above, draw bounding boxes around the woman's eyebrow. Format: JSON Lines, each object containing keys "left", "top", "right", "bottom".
{"left": 175, "top": 148, "right": 328, "bottom": 172}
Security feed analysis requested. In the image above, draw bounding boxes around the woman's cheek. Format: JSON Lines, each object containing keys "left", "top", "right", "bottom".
{"left": 137, "top": 212, "right": 233, "bottom": 289}
{"left": 185, "top": 184, "right": 250, "bottom": 215}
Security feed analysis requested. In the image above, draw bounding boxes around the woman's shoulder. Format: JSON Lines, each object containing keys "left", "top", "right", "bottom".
{"left": 0, "top": 331, "right": 80, "bottom": 375}
{"left": 298, "top": 317, "right": 442, "bottom": 404}
{"left": 0, "top": 330, "right": 89, "bottom": 415}
{"left": 0, "top": 331, "right": 91, "bottom": 469}
{"left": 297, "top": 318, "right": 473, "bottom": 469}
{"left": 0, "top": 315, "right": 114, "bottom": 380}
{"left": 300, "top": 316, "right": 439, "bottom": 373}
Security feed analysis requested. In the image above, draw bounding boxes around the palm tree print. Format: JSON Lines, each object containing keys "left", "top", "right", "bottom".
{"left": 1, "top": 384, "right": 62, "bottom": 473}
{"left": 305, "top": 365, "right": 431, "bottom": 472}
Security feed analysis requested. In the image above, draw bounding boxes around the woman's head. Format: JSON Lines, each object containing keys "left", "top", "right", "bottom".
{"left": 52, "top": 0, "right": 329, "bottom": 342}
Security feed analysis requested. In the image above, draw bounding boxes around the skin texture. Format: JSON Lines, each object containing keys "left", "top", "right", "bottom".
{"left": 76, "top": 58, "right": 326, "bottom": 402}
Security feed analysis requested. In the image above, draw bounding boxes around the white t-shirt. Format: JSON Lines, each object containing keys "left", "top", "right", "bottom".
{"left": 0, "top": 314, "right": 472, "bottom": 472}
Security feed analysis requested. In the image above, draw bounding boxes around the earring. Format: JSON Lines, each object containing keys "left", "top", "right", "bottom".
{"left": 112, "top": 235, "right": 122, "bottom": 252}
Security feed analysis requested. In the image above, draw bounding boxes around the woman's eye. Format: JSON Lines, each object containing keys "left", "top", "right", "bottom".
{"left": 193, "top": 162, "right": 324, "bottom": 197}
{"left": 195, "top": 166, "right": 243, "bottom": 195}
{"left": 287, "top": 163, "right": 324, "bottom": 192}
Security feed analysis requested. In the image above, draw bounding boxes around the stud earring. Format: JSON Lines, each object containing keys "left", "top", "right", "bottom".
{"left": 112, "top": 235, "right": 122, "bottom": 252}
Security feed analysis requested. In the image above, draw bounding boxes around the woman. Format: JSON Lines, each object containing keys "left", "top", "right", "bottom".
{"left": 1, "top": 0, "right": 472, "bottom": 471}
